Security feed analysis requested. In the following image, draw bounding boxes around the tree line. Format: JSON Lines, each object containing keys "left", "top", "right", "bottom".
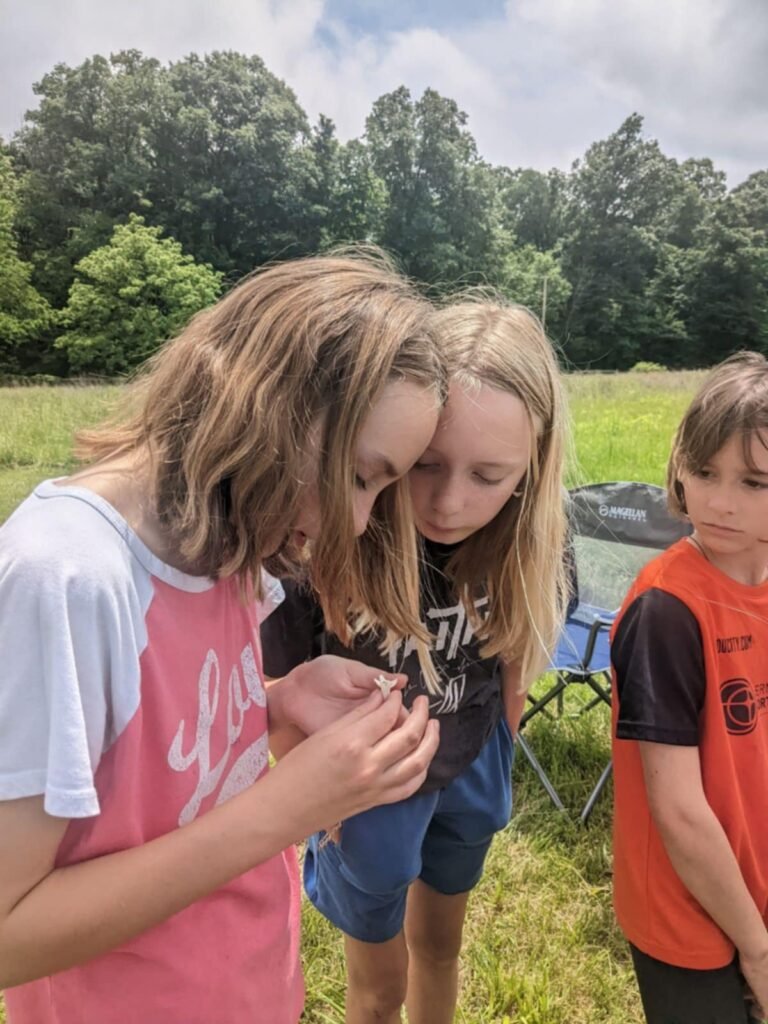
{"left": 1, "top": 49, "right": 766, "bottom": 377}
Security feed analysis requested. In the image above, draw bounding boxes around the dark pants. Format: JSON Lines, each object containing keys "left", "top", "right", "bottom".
{"left": 630, "top": 944, "right": 762, "bottom": 1024}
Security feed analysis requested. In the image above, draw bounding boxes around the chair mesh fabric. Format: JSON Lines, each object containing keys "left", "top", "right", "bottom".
{"left": 521, "top": 481, "right": 692, "bottom": 820}
{"left": 567, "top": 482, "right": 691, "bottom": 616}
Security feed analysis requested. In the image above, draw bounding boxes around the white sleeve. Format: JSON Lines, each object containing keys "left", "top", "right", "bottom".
{"left": 257, "top": 570, "right": 285, "bottom": 625}
{"left": 0, "top": 526, "right": 146, "bottom": 819}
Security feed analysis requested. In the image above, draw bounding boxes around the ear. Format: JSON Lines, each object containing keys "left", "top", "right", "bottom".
{"left": 674, "top": 479, "right": 688, "bottom": 516}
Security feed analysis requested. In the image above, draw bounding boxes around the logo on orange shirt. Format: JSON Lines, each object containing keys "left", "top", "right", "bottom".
{"left": 720, "top": 677, "right": 758, "bottom": 735}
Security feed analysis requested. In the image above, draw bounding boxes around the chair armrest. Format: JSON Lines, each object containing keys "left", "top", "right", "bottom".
{"left": 582, "top": 615, "right": 613, "bottom": 669}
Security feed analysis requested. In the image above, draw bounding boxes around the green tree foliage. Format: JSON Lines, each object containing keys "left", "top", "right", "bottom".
{"left": 682, "top": 197, "right": 768, "bottom": 363}
{"left": 365, "top": 86, "right": 504, "bottom": 287}
{"left": 12, "top": 51, "right": 164, "bottom": 306}
{"left": 496, "top": 167, "right": 566, "bottom": 252}
{"left": 0, "top": 152, "right": 54, "bottom": 374}
{"left": 12, "top": 51, "right": 314, "bottom": 303}
{"left": 301, "top": 119, "right": 387, "bottom": 247}
{"left": 499, "top": 246, "right": 571, "bottom": 335}
{"left": 57, "top": 215, "right": 222, "bottom": 375}
{"left": 148, "top": 51, "right": 315, "bottom": 272}
{"left": 559, "top": 115, "right": 716, "bottom": 368}
{"left": 3, "top": 49, "right": 767, "bottom": 376}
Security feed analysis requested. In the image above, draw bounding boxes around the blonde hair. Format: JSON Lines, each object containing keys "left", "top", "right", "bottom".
{"left": 668, "top": 351, "right": 768, "bottom": 517}
{"left": 77, "top": 248, "right": 445, "bottom": 650}
{"left": 429, "top": 299, "right": 569, "bottom": 688}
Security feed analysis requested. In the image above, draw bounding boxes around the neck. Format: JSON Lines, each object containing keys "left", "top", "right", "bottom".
{"left": 65, "top": 451, "right": 200, "bottom": 574}
{"left": 688, "top": 532, "right": 768, "bottom": 587}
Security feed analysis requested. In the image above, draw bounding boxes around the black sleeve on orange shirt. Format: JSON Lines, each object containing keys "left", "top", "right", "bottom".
{"left": 612, "top": 588, "right": 704, "bottom": 745}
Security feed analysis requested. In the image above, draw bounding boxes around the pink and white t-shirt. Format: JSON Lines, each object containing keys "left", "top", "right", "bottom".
{"left": 0, "top": 480, "right": 304, "bottom": 1024}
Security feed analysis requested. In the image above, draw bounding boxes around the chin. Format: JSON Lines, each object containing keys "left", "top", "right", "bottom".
{"left": 419, "top": 523, "right": 470, "bottom": 544}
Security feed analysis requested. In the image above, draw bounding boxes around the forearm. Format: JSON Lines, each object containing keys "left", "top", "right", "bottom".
{"left": 658, "top": 802, "right": 768, "bottom": 957}
{"left": 0, "top": 770, "right": 307, "bottom": 988}
{"left": 501, "top": 661, "right": 526, "bottom": 735}
{"left": 266, "top": 673, "right": 306, "bottom": 759}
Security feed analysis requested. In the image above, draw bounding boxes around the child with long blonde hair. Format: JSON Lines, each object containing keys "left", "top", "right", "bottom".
{"left": 263, "top": 299, "right": 568, "bottom": 1023}
{"left": 0, "top": 250, "right": 445, "bottom": 1024}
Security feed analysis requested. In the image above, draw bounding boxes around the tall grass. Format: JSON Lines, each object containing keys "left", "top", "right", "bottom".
{"left": 0, "top": 371, "right": 702, "bottom": 1024}
{"left": 566, "top": 370, "right": 703, "bottom": 488}
{"left": 0, "top": 385, "right": 117, "bottom": 521}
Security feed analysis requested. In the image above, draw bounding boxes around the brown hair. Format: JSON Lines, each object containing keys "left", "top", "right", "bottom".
{"left": 77, "top": 248, "right": 446, "bottom": 647}
{"left": 428, "top": 299, "right": 569, "bottom": 688}
{"left": 668, "top": 351, "right": 768, "bottom": 517}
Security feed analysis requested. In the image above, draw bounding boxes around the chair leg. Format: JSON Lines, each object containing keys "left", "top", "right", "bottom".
{"left": 584, "top": 675, "right": 611, "bottom": 708}
{"left": 515, "top": 733, "right": 566, "bottom": 812}
{"left": 580, "top": 694, "right": 605, "bottom": 715}
{"left": 525, "top": 691, "right": 556, "bottom": 722}
{"left": 520, "top": 676, "right": 568, "bottom": 727}
{"left": 580, "top": 760, "right": 613, "bottom": 825}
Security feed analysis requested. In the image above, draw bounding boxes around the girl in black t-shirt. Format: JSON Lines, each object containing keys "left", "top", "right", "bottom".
{"left": 262, "top": 300, "right": 569, "bottom": 1024}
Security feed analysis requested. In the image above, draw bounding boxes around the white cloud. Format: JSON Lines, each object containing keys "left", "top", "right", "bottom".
{"left": 513, "top": 0, "right": 768, "bottom": 178}
{"left": 1, "top": 0, "right": 765, "bottom": 184}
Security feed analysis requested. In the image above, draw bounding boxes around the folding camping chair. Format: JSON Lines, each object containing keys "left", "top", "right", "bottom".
{"left": 516, "top": 481, "right": 692, "bottom": 822}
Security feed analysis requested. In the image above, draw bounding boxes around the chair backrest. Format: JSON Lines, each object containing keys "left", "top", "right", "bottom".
{"left": 568, "top": 481, "right": 692, "bottom": 615}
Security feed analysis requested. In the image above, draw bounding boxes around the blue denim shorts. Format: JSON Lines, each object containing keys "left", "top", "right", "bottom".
{"left": 303, "top": 717, "right": 515, "bottom": 943}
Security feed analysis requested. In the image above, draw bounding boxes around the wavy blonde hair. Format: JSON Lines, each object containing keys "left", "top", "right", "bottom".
{"left": 429, "top": 300, "right": 569, "bottom": 688}
{"left": 77, "top": 249, "right": 446, "bottom": 649}
{"left": 668, "top": 351, "right": 768, "bottom": 517}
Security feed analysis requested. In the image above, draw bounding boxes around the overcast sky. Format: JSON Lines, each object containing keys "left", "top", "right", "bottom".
{"left": 1, "top": 0, "right": 766, "bottom": 185}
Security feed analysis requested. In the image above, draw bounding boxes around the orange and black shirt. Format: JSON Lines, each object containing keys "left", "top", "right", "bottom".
{"left": 611, "top": 538, "right": 768, "bottom": 969}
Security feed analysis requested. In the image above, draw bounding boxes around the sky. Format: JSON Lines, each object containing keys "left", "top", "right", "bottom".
{"left": 1, "top": 0, "right": 766, "bottom": 185}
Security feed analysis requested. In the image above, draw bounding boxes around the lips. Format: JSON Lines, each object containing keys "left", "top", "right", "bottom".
{"left": 702, "top": 522, "right": 741, "bottom": 534}
{"left": 425, "top": 522, "right": 457, "bottom": 534}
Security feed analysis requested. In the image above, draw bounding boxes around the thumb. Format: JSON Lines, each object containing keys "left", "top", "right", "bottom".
{"left": 319, "top": 687, "right": 386, "bottom": 735}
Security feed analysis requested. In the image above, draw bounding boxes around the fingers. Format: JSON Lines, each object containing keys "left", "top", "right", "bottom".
{"left": 377, "top": 718, "right": 441, "bottom": 803}
{"left": 371, "top": 696, "right": 433, "bottom": 769}
{"left": 318, "top": 688, "right": 385, "bottom": 734}
{"left": 324, "top": 688, "right": 405, "bottom": 745}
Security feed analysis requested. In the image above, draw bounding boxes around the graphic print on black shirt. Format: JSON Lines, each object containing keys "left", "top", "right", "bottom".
{"left": 261, "top": 539, "right": 502, "bottom": 792}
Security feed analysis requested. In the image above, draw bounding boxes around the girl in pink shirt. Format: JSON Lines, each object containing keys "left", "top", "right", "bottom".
{"left": 0, "top": 250, "right": 443, "bottom": 1024}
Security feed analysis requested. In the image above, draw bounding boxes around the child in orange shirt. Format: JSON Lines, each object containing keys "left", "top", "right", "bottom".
{"left": 612, "top": 352, "right": 768, "bottom": 1024}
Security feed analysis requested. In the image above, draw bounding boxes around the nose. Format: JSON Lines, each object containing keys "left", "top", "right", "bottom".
{"left": 352, "top": 492, "right": 378, "bottom": 537}
{"left": 431, "top": 477, "right": 464, "bottom": 518}
{"left": 707, "top": 482, "right": 736, "bottom": 516}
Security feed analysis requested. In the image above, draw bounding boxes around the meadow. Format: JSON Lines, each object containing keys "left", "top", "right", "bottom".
{"left": 0, "top": 370, "right": 703, "bottom": 1024}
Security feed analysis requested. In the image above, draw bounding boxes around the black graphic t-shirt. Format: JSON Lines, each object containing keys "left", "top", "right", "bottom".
{"left": 612, "top": 587, "right": 705, "bottom": 745}
{"left": 260, "top": 540, "right": 502, "bottom": 792}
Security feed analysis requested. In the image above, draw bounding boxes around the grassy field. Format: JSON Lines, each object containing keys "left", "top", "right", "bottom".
{"left": 0, "top": 384, "right": 117, "bottom": 523}
{"left": 0, "top": 370, "right": 703, "bottom": 1024}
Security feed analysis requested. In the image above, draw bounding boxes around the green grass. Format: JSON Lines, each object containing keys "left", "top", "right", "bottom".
{"left": 566, "top": 370, "right": 704, "bottom": 488}
{"left": 0, "top": 371, "right": 704, "bottom": 1024}
{"left": 0, "top": 385, "right": 118, "bottom": 522}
